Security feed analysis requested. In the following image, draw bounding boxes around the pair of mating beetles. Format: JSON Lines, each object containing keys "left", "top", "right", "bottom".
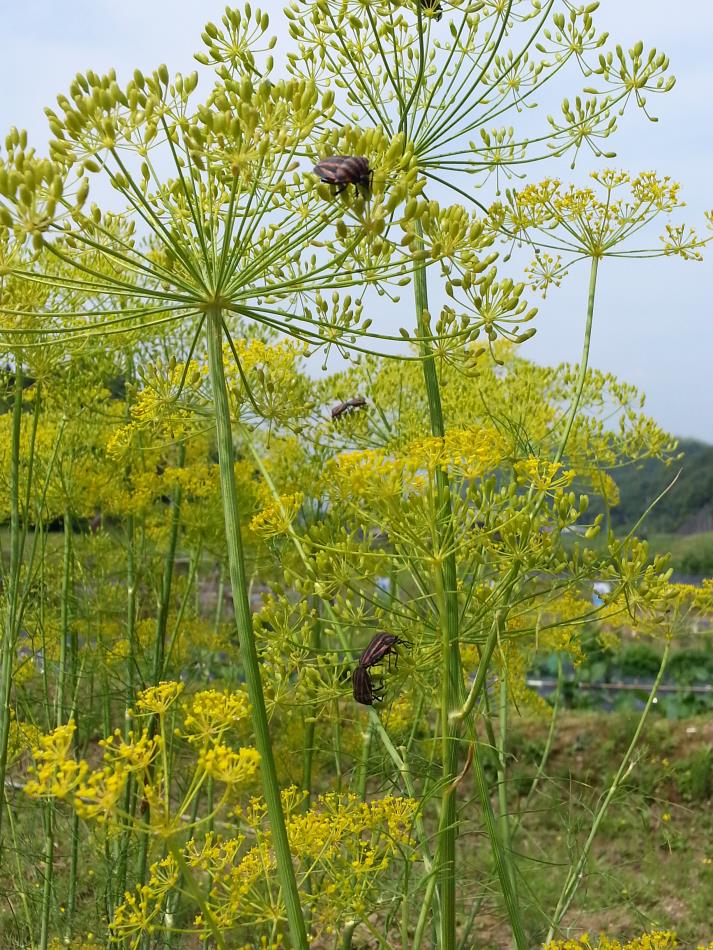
{"left": 352, "top": 632, "right": 408, "bottom": 706}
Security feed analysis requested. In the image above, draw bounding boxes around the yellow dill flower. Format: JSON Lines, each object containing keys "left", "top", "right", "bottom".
{"left": 544, "top": 932, "right": 678, "bottom": 950}
{"left": 74, "top": 765, "right": 128, "bottom": 823}
{"left": 111, "top": 856, "right": 180, "bottom": 940}
{"left": 327, "top": 449, "right": 409, "bottom": 502}
{"left": 6, "top": 715, "right": 42, "bottom": 768}
{"left": 24, "top": 721, "right": 87, "bottom": 800}
{"left": 99, "top": 728, "right": 161, "bottom": 772}
{"left": 515, "top": 456, "right": 575, "bottom": 490}
{"left": 198, "top": 743, "right": 260, "bottom": 786}
{"left": 185, "top": 832, "right": 244, "bottom": 874}
{"left": 403, "top": 426, "right": 507, "bottom": 479}
{"left": 182, "top": 689, "right": 251, "bottom": 743}
{"left": 135, "top": 680, "right": 184, "bottom": 715}
{"left": 46, "top": 938, "right": 105, "bottom": 950}
{"left": 249, "top": 491, "right": 303, "bottom": 538}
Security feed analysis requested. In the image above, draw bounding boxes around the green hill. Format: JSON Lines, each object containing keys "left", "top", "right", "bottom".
{"left": 608, "top": 438, "right": 713, "bottom": 535}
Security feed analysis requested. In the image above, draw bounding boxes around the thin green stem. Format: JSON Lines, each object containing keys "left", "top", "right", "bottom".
{"left": 0, "top": 364, "right": 25, "bottom": 853}
{"left": 39, "top": 801, "right": 55, "bottom": 950}
{"left": 496, "top": 677, "right": 517, "bottom": 907}
{"left": 356, "top": 718, "right": 374, "bottom": 803}
{"left": 554, "top": 256, "right": 599, "bottom": 464}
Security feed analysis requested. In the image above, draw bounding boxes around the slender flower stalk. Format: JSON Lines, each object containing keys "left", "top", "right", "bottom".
{"left": 0, "top": 363, "right": 24, "bottom": 852}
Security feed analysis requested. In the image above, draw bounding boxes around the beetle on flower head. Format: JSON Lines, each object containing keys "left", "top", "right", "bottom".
{"left": 358, "top": 632, "right": 408, "bottom": 671}
{"left": 331, "top": 396, "right": 367, "bottom": 420}
{"left": 313, "top": 156, "right": 372, "bottom": 196}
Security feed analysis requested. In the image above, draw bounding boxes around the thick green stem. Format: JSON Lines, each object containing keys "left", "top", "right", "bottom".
{"left": 413, "top": 224, "right": 461, "bottom": 950}
{"left": 206, "top": 306, "right": 308, "bottom": 949}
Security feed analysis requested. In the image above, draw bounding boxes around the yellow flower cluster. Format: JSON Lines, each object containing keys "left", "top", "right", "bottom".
{"left": 107, "top": 360, "right": 207, "bottom": 458}
{"left": 26, "top": 685, "right": 261, "bottom": 840}
{"left": 200, "top": 790, "right": 418, "bottom": 938}
{"left": 111, "top": 855, "right": 180, "bottom": 943}
{"left": 249, "top": 491, "right": 304, "bottom": 538}
{"left": 544, "top": 932, "right": 678, "bottom": 950}
{"left": 182, "top": 688, "right": 251, "bottom": 743}
{"left": 329, "top": 426, "right": 507, "bottom": 503}
{"left": 6, "top": 713, "right": 42, "bottom": 768}
{"left": 134, "top": 680, "right": 185, "bottom": 715}
{"left": 197, "top": 743, "right": 261, "bottom": 784}
{"left": 515, "top": 456, "right": 576, "bottom": 491}
{"left": 25, "top": 721, "right": 161, "bottom": 824}
{"left": 24, "top": 722, "right": 86, "bottom": 800}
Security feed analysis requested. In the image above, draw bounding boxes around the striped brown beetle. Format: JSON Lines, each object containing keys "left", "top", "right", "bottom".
{"left": 313, "top": 156, "right": 373, "bottom": 196}
{"left": 352, "top": 664, "right": 384, "bottom": 706}
{"left": 331, "top": 396, "right": 367, "bottom": 420}
{"left": 358, "top": 632, "right": 408, "bottom": 671}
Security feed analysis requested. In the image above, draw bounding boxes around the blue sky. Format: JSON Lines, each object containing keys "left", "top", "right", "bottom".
{"left": 1, "top": 1, "right": 711, "bottom": 441}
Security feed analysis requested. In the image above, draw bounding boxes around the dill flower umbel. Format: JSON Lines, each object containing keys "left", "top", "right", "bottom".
{"left": 182, "top": 689, "right": 251, "bottom": 743}
{"left": 24, "top": 721, "right": 87, "bottom": 800}
{"left": 249, "top": 491, "right": 304, "bottom": 538}
{"left": 134, "top": 680, "right": 185, "bottom": 715}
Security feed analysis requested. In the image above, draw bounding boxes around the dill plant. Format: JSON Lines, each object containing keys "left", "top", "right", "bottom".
{"left": 0, "top": 2, "right": 710, "bottom": 947}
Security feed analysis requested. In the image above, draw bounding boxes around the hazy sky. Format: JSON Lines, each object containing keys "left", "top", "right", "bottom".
{"left": 1, "top": 1, "right": 711, "bottom": 441}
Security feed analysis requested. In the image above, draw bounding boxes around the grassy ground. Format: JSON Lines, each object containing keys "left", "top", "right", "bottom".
{"left": 465, "top": 712, "right": 713, "bottom": 948}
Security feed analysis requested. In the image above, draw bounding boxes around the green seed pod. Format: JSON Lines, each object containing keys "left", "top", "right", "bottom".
{"left": 76, "top": 178, "right": 89, "bottom": 207}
